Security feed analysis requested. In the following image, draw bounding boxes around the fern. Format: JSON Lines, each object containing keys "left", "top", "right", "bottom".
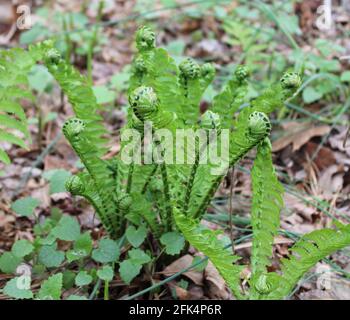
{"left": 249, "top": 137, "right": 284, "bottom": 299}
{"left": 5, "top": 26, "right": 350, "bottom": 301}
{"left": 0, "top": 48, "right": 37, "bottom": 164}
{"left": 174, "top": 208, "right": 245, "bottom": 299}
{"left": 264, "top": 224, "right": 350, "bottom": 299}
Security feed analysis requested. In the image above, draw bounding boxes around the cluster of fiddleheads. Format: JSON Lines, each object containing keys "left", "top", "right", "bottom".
{"left": 4, "top": 25, "right": 350, "bottom": 300}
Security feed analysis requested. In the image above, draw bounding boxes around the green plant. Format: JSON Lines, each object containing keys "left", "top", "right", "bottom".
{"left": 2, "top": 25, "right": 350, "bottom": 300}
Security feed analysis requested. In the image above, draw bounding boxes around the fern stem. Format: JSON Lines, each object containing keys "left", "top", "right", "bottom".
{"left": 160, "top": 163, "right": 173, "bottom": 231}
{"left": 141, "top": 164, "right": 158, "bottom": 194}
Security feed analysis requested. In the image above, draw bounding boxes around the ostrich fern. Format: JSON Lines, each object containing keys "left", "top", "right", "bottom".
{"left": 2, "top": 26, "right": 350, "bottom": 300}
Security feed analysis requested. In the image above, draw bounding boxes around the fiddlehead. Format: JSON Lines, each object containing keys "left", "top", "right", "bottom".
{"left": 200, "top": 62, "right": 216, "bottom": 91}
{"left": 65, "top": 175, "right": 86, "bottom": 195}
{"left": 40, "top": 43, "right": 108, "bottom": 156}
{"left": 136, "top": 26, "right": 156, "bottom": 52}
{"left": 178, "top": 58, "right": 202, "bottom": 125}
{"left": 129, "top": 86, "right": 159, "bottom": 121}
{"left": 63, "top": 118, "right": 120, "bottom": 237}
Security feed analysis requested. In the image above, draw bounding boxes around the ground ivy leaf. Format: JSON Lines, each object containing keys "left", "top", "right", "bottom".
{"left": 38, "top": 273, "right": 63, "bottom": 300}
{"left": 11, "top": 197, "right": 40, "bottom": 217}
{"left": 74, "top": 232, "right": 92, "bottom": 255}
{"left": 43, "top": 169, "right": 71, "bottom": 194}
{"left": 52, "top": 215, "right": 80, "bottom": 241}
{"left": 302, "top": 86, "right": 323, "bottom": 104}
{"left": 125, "top": 225, "right": 147, "bottom": 248}
{"left": 38, "top": 244, "right": 65, "bottom": 268}
{"left": 75, "top": 271, "right": 92, "bottom": 287}
{"left": 97, "top": 265, "right": 114, "bottom": 282}
{"left": 92, "top": 238, "right": 120, "bottom": 263}
{"left": 119, "top": 260, "right": 142, "bottom": 284}
{"left": 3, "top": 277, "right": 33, "bottom": 299}
{"left": 0, "top": 252, "right": 22, "bottom": 274}
{"left": 128, "top": 248, "right": 151, "bottom": 265}
{"left": 12, "top": 240, "right": 34, "bottom": 258}
{"left": 160, "top": 232, "right": 185, "bottom": 255}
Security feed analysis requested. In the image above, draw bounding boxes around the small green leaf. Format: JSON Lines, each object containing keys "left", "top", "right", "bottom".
{"left": 52, "top": 215, "right": 80, "bottom": 241}
{"left": 119, "top": 260, "right": 142, "bottom": 284}
{"left": 341, "top": 71, "right": 350, "bottom": 83}
{"left": 11, "top": 197, "right": 40, "bottom": 217}
{"left": 66, "top": 232, "right": 92, "bottom": 262}
{"left": 62, "top": 270, "right": 76, "bottom": 289}
{"left": 0, "top": 252, "right": 22, "bottom": 274}
{"left": 28, "top": 65, "right": 54, "bottom": 93}
{"left": 3, "top": 277, "right": 33, "bottom": 299}
{"left": 160, "top": 232, "right": 185, "bottom": 255}
{"left": 12, "top": 240, "right": 34, "bottom": 258}
{"left": 302, "top": 87, "right": 323, "bottom": 104}
{"left": 92, "top": 86, "right": 116, "bottom": 104}
{"left": 128, "top": 248, "right": 151, "bottom": 265}
{"left": 75, "top": 271, "right": 93, "bottom": 287}
{"left": 92, "top": 238, "right": 120, "bottom": 263}
{"left": 43, "top": 169, "right": 72, "bottom": 194}
{"left": 97, "top": 265, "right": 114, "bottom": 282}
{"left": 38, "top": 273, "right": 63, "bottom": 300}
{"left": 38, "top": 244, "right": 65, "bottom": 268}
{"left": 126, "top": 225, "right": 147, "bottom": 248}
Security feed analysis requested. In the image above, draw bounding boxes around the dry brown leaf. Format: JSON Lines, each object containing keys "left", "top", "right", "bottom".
{"left": 272, "top": 124, "right": 331, "bottom": 152}
{"left": 304, "top": 142, "right": 336, "bottom": 171}
{"left": 162, "top": 254, "right": 203, "bottom": 286}
{"left": 318, "top": 164, "right": 344, "bottom": 198}
{"left": 0, "top": 211, "right": 15, "bottom": 228}
{"left": 204, "top": 261, "right": 229, "bottom": 299}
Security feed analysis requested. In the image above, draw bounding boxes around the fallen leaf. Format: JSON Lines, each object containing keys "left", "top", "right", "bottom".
{"left": 204, "top": 261, "right": 230, "bottom": 299}
{"left": 162, "top": 254, "right": 203, "bottom": 286}
{"left": 272, "top": 124, "right": 331, "bottom": 152}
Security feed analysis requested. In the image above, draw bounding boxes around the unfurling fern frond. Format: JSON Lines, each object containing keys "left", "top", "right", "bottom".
{"left": 212, "top": 65, "right": 250, "bottom": 129}
{"left": 264, "top": 225, "right": 350, "bottom": 300}
{"left": 40, "top": 43, "right": 108, "bottom": 157}
{"left": 0, "top": 48, "right": 36, "bottom": 163}
{"left": 178, "top": 58, "right": 202, "bottom": 125}
{"left": 249, "top": 137, "right": 284, "bottom": 299}
{"left": 190, "top": 111, "right": 271, "bottom": 219}
{"left": 63, "top": 118, "right": 120, "bottom": 237}
{"left": 174, "top": 208, "right": 245, "bottom": 299}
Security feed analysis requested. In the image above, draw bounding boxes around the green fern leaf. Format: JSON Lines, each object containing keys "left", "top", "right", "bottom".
{"left": 174, "top": 208, "right": 245, "bottom": 299}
